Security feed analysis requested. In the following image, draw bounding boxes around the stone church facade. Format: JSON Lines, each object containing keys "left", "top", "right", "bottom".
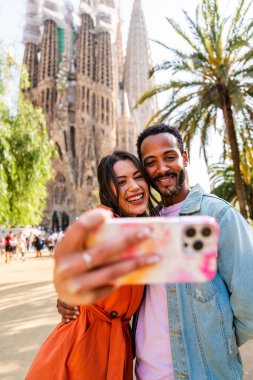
{"left": 23, "top": 0, "right": 156, "bottom": 229}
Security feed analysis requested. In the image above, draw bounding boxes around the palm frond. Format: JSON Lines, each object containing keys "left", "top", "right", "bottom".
{"left": 149, "top": 59, "right": 207, "bottom": 77}
{"left": 136, "top": 84, "right": 173, "bottom": 106}
{"left": 182, "top": 10, "right": 215, "bottom": 62}
{"left": 228, "top": 0, "right": 247, "bottom": 39}
{"left": 233, "top": 64, "right": 253, "bottom": 77}
{"left": 151, "top": 40, "right": 188, "bottom": 59}
{"left": 144, "top": 104, "right": 172, "bottom": 126}
{"left": 149, "top": 61, "right": 181, "bottom": 78}
{"left": 226, "top": 35, "right": 249, "bottom": 55}
{"left": 166, "top": 17, "right": 200, "bottom": 53}
{"left": 236, "top": 0, "right": 253, "bottom": 35}
{"left": 241, "top": 19, "right": 253, "bottom": 40}
{"left": 229, "top": 82, "right": 245, "bottom": 112}
{"left": 155, "top": 92, "right": 200, "bottom": 122}
{"left": 236, "top": 49, "right": 253, "bottom": 65}
{"left": 202, "top": 0, "right": 221, "bottom": 56}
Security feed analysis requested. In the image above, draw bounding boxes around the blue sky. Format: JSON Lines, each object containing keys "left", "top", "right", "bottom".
{"left": 0, "top": 0, "right": 245, "bottom": 190}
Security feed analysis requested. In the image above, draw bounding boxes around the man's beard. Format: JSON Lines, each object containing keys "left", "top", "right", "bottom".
{"left": 152, "top": 169, "right": 186, "bottom": 199}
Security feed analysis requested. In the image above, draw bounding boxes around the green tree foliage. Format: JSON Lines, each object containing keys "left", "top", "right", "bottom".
{"left": 0, "top": 49, "right": 54, "bottom": 226}
{"left": 209, "top": 145, "right": 253, "bottom": 220}
{"left": 137, "top": 0, "right": 253, "bottom": 219}
{"left": 209, "top": 163, "right": 237, "bottom": 202}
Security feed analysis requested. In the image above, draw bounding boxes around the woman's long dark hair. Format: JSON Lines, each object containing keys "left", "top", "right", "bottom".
{"left": 97, "top": 151, "right": 158, "bottom": 217}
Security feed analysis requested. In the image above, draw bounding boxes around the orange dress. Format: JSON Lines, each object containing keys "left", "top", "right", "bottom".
{"left": 26, "top": 285, "right": 144, "bottom": 380}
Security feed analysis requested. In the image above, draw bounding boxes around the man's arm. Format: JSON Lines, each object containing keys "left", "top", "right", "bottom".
{"left": 54, "top": 208, "right": 159, "bottom": 306}
{"left": 218, "top": 207, "right": 253, "bottom": 346}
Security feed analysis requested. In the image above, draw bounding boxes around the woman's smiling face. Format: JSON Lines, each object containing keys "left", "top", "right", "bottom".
{"left": 112, "top": 159, "right": 149, "bottom": 217}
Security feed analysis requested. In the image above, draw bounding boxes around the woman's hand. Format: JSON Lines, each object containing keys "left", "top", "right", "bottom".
{"left": 54, "top": 208, "right": 158, "bottom": 305}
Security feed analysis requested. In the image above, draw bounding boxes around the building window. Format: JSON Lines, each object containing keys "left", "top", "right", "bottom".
{"left": 86, "top": 89, "right": 90, "bottom": 114}
{"left": 55, "top": 174, "right": 65, "bottom": 183}
{"left": 54, "top": 175, "right": 67, "bottom": 207}
{"left": 41, "top": 91, "right": 45, "bottom": 109}
{"left": 106, "top": 99, "right": 110, "bottom": 124}
{"left": 46, "top": 88, "right": 50, "bottom": 112}
{"left": 64, "top": 131, "right": 68, "bottom": 152}
{"left": 92, "top": 93, "right": 96, "bottom": 118}
{"left": 52, "top": 211, "right": 59, "bottom": 231}
{"left": 56, "top": 142, "right": 63, "bottom": 160}
{"left": 70, "top": 126, "right": 76, "bottom": 158}
{"left": 61, "top": 212, "right": 69, "bottom": 230}
{"left": 82, "top": 86, "right": 85, "bottom": 112}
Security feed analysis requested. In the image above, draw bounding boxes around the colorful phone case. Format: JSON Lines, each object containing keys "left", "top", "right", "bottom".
{"left": 86, "top": 215, "right": 219, "bottom": 284}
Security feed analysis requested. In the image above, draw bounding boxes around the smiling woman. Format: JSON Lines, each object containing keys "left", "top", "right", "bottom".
{"left": 97, "top": 150, "right": 158, "bottom": 217}
{"left": 26, "top": 150, "right": 159, "bottom": 380}
{"left": 108, "top": 159, "right": 149, "bottom": 217}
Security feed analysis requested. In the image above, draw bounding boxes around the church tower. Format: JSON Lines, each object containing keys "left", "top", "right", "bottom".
{"left": 37, "top": 0, "right": 63, "bottom": 118}
{"left": 23, "top": 0, "right": 41, "bottom": 101}
{"left": 74, "top": 0, "right": 118, "bottom": 211}
{"left": 124, "top": 0, "right": 157, "bottom": 135}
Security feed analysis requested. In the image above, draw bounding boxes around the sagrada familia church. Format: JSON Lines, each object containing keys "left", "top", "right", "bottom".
{"left": 22, "top": 0, "right": 156, "bottom": 229}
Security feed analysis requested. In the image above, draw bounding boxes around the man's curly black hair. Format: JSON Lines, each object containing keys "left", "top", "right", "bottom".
{"left": 136, "top": 124, "right": 185, "bottom": 161}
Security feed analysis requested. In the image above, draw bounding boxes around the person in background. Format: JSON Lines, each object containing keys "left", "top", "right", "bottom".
{"left": 4, "top": 231, "right": 14, "bottom": 264}
{"left": 33, "top": 234, "right": 44, "bottom": 258}
{"left": 0, "top": 235, "right": 5, "bottom": 257}
{"left": 46, "top": 232, "right": 56, "bottom": 256}
{"left": 16, "top": 231, "right": 27, "bottom": 262}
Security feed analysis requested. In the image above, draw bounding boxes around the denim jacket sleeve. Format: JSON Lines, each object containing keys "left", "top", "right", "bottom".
{"left": 217, "top": 206, "right": 253, "bottom": 346}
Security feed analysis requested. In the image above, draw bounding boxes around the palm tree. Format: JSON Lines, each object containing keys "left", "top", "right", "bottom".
{"left": 137, "top": 0, "right": 253, "bottom": 219}
{"left": 209, "top": 157, "right": 253, "bottom": 219}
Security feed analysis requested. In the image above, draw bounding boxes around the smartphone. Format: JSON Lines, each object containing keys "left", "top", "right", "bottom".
{"left": 86, "top": 215, "right": 219, "bottom": 284}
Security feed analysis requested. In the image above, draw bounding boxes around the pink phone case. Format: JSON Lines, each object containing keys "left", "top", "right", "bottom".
{"left": 87, "top": 215, "right": 219, "bottom": 284}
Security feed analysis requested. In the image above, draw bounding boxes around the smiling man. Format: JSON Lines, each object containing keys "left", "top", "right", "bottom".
{"left": 133, "top": 124, "right": 253, "bottom": 380}
{"left": 139, "top": 129, "right": 189, "bottom": 205}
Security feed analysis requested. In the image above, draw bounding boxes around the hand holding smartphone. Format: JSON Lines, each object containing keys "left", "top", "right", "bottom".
{"left": 86, "top": 215, "right": 219, "bottom": 284}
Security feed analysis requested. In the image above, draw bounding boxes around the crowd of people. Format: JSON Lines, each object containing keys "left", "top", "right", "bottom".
{"left": 0, "top": 229, "right": 63, "bottom": 263}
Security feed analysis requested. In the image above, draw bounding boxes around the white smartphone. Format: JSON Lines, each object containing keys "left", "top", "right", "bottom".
{"left": 86, "top": 215, "right": 219, "bottom": 284}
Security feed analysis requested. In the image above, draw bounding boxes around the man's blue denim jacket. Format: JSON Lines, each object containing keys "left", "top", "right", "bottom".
{"left": 165, "top": 184, "right": 253, "bottom": 380}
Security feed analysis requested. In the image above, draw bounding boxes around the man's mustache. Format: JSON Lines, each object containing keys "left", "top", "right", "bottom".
{"left": 153, "top": 171, "right": 177, "bottom": 182}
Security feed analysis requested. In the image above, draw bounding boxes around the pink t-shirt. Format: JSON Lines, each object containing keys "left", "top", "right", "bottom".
{"left": 135, "top": 202, "right": 183, "bottom": 380}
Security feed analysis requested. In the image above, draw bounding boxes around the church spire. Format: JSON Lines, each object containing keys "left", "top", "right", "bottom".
{"left": 42, "top": 0, "right": 65, "bottom": 26}
{"left": 79, "top": 0, "right": 115, "bottom": 6}
{"left": 39, "top": 0, "right": 63, "bottom": 84}
{"left": 23, "top": 0, "right": 41, "bottom": 90}
{"left": 124, "top": 0, "right": 157, "bottom": 133}
{"left": 23, "top": 0, "right": 41, "bottom": 45}
{"left": 37, "top": 0, "right": 63, "bottom": 114}
{"left": 98, "top": 0, "right": 115, "bottom": 6}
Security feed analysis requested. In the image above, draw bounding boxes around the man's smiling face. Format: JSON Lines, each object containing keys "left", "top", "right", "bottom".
{"left": 141, "top": 133, "right": 189, "bottom": 206}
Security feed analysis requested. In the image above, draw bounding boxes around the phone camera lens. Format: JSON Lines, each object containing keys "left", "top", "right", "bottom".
{"left": 202, "top": 227, "right": 212, "bottom": 237}
{"left": 193, "top": 240, "right": 204, "bottom": 251}
{"left": 186, "top": 227, "right": 196, "bottom": 237}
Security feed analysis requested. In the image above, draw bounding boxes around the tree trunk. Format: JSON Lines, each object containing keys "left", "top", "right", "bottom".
{"left": 222, "top": 95, "right": 248, "bottom": 219}
{"left": 246, "top": 184, "right": 253, "bottom": 220}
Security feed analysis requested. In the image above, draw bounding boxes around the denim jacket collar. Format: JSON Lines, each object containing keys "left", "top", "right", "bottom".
{"left": 179, "top": 183, "right": 205, "bottom": 215}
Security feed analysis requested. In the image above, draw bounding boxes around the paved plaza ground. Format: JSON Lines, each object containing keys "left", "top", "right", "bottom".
{"left": 0, "top": 254, "right": 59, "bottom": 380}
{"left": 0, "top": 254, "right": 252, "bottom": 380}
